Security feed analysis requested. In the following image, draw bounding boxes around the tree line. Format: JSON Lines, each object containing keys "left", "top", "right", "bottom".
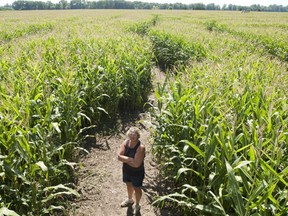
{"left": 2, "top": 0, "right": 288, "bottom": 12}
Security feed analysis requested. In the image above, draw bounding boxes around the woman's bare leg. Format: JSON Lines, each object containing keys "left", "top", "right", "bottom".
{"left": 134, "top": 187, "right": 142, "bottom": 204}
{"left": 126, "top": 182, "right": 134, "bottom": 199}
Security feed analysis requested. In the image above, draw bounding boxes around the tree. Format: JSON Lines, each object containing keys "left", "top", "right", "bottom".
{"left": 193, "top": 3, "right": 205, "bottom": 10}
{"left": 58, "top": 0, "right": 69, "bottom": 9}
{"left": 70, "top": 0, "right": 86, "bottom": 9}
{"left": 206, "top": 3, "right": 219, "bottom": 10}
{"left": 9, "top": 0, "right": 288, "bottom": 12}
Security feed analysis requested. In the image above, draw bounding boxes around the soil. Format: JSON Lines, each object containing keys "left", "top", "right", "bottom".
{"left": 68, "top": 69, "right": 174, "bottom": 216}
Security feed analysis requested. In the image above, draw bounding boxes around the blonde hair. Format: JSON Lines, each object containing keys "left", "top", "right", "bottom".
{"left": 126, "top": 127, "right": 140, "bottom": 139}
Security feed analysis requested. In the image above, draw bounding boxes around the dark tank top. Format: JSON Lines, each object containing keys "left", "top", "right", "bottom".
{"left": 122, "top": 140, "right": 145, "bottom": 176}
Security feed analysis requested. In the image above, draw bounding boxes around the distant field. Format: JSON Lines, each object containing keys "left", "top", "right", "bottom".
{"left": 0, "top": 10, "right": 287, "bottom": 215}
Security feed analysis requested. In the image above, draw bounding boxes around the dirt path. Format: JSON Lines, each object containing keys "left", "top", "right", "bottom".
{"left": 69, "top": 69, "right": 171, "bottom": 216}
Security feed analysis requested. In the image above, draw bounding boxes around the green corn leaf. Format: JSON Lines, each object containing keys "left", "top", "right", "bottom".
{"left": 36, "top": 161, "right": 48, "bottom": 173}
{"left": 260, "top": 158, "right": 288, "bottom": 187}
{"left": 249, "top": 145, "right": 255, "bottom": 162}
{"left": 176, "top": 167, "right": 192, "bottom": 181}
{"left": 96, "top": 107, "right": 108, "bottom": 115}
{"left": 208, "top": 190, "right": 227, "bottom": 215}
{"left": 247, "top": 180, "right": 267, "bottom": 207}
{"left": 193, "top": 204, "right": 227, "bottom": 215}
{"left": 42, "top": 205, "right": 65, "bottom": 214}
{"left": 42, "top": 184, "right": 80, "bottom": 203}
{"left": 180, "top": 140, "right": 205, "bottom": 157}
{"left": 51, "top": 122, "right": 61, "bottom": 133}
{"left": 225, "top": 160, "right": 245, "bottom": 216}
{"left": 234, "top": 161, "right": 252, "bottom": 170}
{"left": 0, "top": 207, "right": 20, "bottom": 216}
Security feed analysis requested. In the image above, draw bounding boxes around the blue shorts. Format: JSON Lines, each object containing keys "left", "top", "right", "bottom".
{"left": 123, "top": 172, "right": 144, "bottom": 188}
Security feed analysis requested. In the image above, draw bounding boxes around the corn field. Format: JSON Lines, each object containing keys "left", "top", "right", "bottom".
{"left": 0, "top": 10, "right": 287, "bottom": 215}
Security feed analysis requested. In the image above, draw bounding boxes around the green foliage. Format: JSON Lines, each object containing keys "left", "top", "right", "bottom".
{"left": 149, "top": 31, "right": 207, "bottom": 71}
{"left": 129, "top": 21, "right": 151, "bottom": 36}
{"left": 205, "top": 20, "right": 288, "bottom": 62}
{"left": 206, "top": 20, "right": 227, "bottom": 32}
{"left": 150, "top": 60, "right": 288, "bottom": 215}
{"left": 0, "top": 13, "right": 153, "bottom": 215}
{"left": 1, "top": 10, "right": 287, "bottom": 216}
{"left": 233, "top": 31, "right": 288, "bottom": 62}
{"left": 0, "top": 23, "right": 54, "bottom": 43}
{"left": 0, "top": 6, "right": 13, "bottom": 11}
{"left": 128, "top": 14, "right": 159, "bottom": 36}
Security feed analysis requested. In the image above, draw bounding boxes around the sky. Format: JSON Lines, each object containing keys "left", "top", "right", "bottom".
{"left": 0, "top": 0, "right": 287, "bottom": 7}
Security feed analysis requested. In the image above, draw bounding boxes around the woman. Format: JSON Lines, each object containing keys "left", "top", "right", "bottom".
{"left": 118, "top": 127, "right": 145, "bottom": 215}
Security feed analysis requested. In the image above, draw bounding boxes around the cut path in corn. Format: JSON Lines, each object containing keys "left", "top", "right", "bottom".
{"left": 69, "top": 68, "right": 173, "bottom": 216}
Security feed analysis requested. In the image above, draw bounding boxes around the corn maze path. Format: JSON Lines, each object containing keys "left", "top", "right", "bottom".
{"left": 69, "top": 69, "right": 173, "bottom": 216}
